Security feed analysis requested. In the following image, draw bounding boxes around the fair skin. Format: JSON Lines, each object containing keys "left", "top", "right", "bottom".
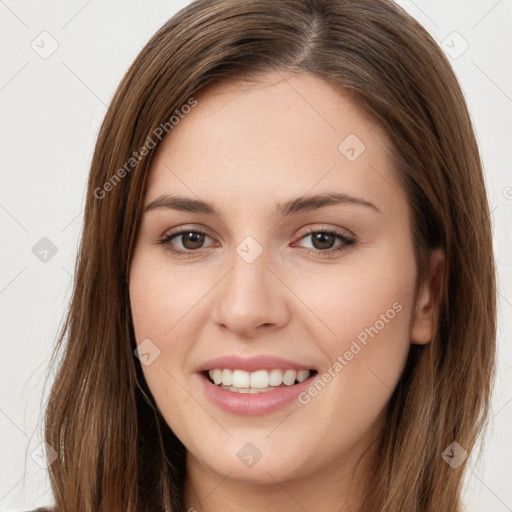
{"left": 129, "top": 71, "right": 444, "bottom": 511}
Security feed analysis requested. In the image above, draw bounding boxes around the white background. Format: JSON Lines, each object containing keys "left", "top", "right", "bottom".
{"left": 0, "top": 1, "right": 511, "bottom": 510}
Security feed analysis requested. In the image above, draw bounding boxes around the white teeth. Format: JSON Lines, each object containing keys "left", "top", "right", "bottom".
{"left": 250, "top": 370, "right": 269, "bottom": 389}
{"left": 282, "top": 369, "right": 296, "bottom": 385}
{"left": 297, "top": 369, "right": 310, "bottom": 382}
{"left": 222, "top": 369, "right": 233, "bottom": 386}
{"left": 211, "top": 369, "right": 222, "bottom": 385}
{"left": 269, "top": 369, "right": 283, "bottom": 387}
{"left": 207, "top": 368, "right": 312, "bottom": 389}
{"left": 232, "top": 369, "right": 250, "bottom": 388}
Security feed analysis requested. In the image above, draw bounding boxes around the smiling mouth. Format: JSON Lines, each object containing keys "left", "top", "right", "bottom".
{"left": 203, "top": 368, "right": 318, "bottom": 393}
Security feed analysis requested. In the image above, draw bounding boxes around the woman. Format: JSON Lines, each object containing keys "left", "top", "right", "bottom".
{"left": 34, "top": 0, "right": 496, "bottom": 510}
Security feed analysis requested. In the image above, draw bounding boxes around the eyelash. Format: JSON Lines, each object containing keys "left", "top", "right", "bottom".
{"left": 157, "top": 227, "right": 356, "bottom": 258}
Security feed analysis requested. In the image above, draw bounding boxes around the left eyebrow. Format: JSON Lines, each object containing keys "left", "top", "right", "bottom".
{"left": 143, "top": 192, "right": 381, "bottom": 216}
{"left": 278, "top": 192, "right": 381, "bottom": 215}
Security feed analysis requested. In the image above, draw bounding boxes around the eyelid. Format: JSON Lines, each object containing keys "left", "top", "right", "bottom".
{"left": 161, "top": 224, "right": 216, "bottom": 240}
{"left": 292, "top": 226, "right": 356, "bottom": 254}
{"left": 160, "top": 224, "right": 353, "bottom": 244}
{"left": 158, "top": 223, "right": 357, "bottom": 257}
{"left": 295, "top": 224, "right": 354, "bottom": 240}
{"left": 160, "top": 225, "right": 217, "bottom": 248}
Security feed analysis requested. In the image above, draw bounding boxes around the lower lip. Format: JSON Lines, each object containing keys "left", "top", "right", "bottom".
{"left": 197, "top": 372, "right": 317, "bottom": 415}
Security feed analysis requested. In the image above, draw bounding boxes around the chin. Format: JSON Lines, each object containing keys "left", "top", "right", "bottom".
{"left": 190, "top": 440, "right": 315, "bottom": 484}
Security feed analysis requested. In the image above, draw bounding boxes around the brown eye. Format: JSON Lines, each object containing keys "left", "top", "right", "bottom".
{"left": 157, "top": 229, "right": 214, "bottom": 256}
{"left": 309, "top": 232, "right": 337, "bottom": 250}
{"left": 295, "top": 228, "right": 356, "bottom": 257}
{"left": 158, "top": 227, "right": 356, "bottom": 258}
{"left": 178, "top": 231, "right": 206, "bottom": 250}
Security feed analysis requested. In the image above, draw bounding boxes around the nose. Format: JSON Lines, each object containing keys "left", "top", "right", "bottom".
{"left": 212, "top": 245, "right": 290, "bottom": 338}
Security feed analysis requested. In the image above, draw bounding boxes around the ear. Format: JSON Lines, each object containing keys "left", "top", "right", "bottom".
{"left": 410, "top": 247, "right": 446, "bottom": 345}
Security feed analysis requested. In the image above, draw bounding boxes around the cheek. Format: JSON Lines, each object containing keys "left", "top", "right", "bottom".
{"left": 292, "top": 252, "right": 417, "bottom": 432}
{"left": 129, "top": 252, "right": 207, "bottom": 345}
{"left": 129, "top": 252, "right": 191, "bottom": 390}
{"left": 129, "top": 250, "right": 218, "bottom": 416}
{"left": 292, "top": 247, "right": 416, "bottom": 342}
{"left": 305, "top": 309, "right": 411, "bottom": 467}
{"left": 129, "top": 252, "right": 206, "bottom": 436}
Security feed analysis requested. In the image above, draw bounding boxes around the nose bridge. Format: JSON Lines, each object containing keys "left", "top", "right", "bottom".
{"left": 225, "top": 239, "right": 273, "bottom": 313}
{"left": 213, "top": 235, "right": 288, "bottom": 334}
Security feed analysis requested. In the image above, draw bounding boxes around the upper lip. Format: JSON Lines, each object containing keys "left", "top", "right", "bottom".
{"left": 197, "top": 355, "right": 316, "bottom": 373}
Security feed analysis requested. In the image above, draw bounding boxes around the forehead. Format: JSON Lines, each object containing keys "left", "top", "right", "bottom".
{"left": 144, "top": 71, "right": 405, "bottom": 217}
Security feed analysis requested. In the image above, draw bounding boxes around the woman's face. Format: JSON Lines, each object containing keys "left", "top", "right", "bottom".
{"left": 129, "top": 71, "right": 439, "bottom": 486}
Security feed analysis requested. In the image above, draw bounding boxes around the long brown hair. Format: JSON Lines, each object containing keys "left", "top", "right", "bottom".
{"left": 41, "top": 0, "right": 496, "bottom": 510}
